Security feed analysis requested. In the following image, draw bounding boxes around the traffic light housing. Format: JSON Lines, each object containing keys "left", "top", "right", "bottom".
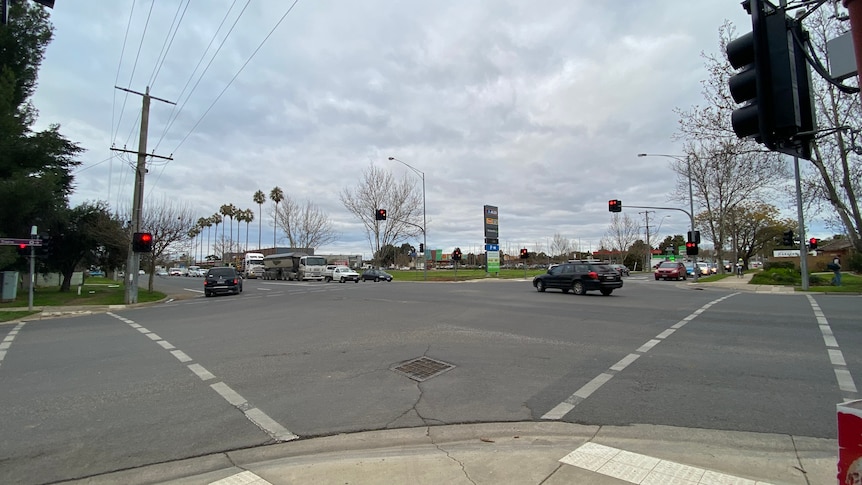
{"left": 132, "top": 232, "right": 153, "bottom": 252}
{"left": 726, "top": 0, "right": 815, "bottom": 159}
{"left": 375, "top": 209, "right": 387, "bottom": 221}
{"left": 809, "top": 237, "right": 818, "bottom": 250}
{"left": 685, "top": 241, "right": 699, "bottom": 256}
{"left": 608, "top": 200, "right": 622, "bottom": 213}
{"left": 782, "top": 230, "right": 794, "bottom": 246}
{"left": 520, "top": 248, "right": 528, "bottom": 259}
{"left": 17, "top": 243, "right": 29, "bottom": 257}
{"left": 419, "top": 243, "right": 424, "bottom": 253}
{"left": 452, "top": 247, "right": 462, "bottom": 261}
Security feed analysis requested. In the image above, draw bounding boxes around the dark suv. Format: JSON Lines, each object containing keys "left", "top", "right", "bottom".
{"left": 532, "top": 261, "right": 623, "bottom": 296}
{"left": 204, "top": 267, "right": 243, "bottom": 297}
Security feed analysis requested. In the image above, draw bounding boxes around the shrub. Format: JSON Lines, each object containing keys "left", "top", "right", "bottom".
{"left": 764, "top": 261, "right": 795, "bottom": 271}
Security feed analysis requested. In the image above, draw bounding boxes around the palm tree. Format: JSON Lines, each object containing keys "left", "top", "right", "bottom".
{"left": 196, "top": 217, "right": 209, "bottom": 263}
{"left": 253, "top": 190, "right": 266, "bottom": 250}
{"left": 211, "top": 213, "right": 223, "bottom": 259}
{"left": 219, "top": 204, "right": 234, "bottom": 257}
{"left": 242, "top": 208, "right": 254, "bottom": 253}
{"left": 270, "top": 186, "right": 284, "bottom": 248}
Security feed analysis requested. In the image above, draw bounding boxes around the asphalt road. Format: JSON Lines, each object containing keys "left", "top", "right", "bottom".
{"left": 0, "top": 275, "right": 858, "bottom": 483}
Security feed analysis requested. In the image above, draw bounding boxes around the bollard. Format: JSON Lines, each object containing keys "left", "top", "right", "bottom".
{"left": 837, "top": 400, "right": 862, "bottom": 484}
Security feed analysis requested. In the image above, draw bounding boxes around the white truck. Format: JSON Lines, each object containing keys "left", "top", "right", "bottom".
{"left": 324, "top": 265, "right": 360, "bottom": 283}
{"left": 262, "top": 252, "right": 327, "bottom": 281}
{"left": 243, "top": 252, "right": 265, "bottom": 278}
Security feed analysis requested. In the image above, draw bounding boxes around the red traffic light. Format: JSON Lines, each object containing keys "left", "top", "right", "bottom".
{"left": 608, "top": 199, "right": 622, "bottom": 213}
{"left": 375, "top": 209, "right": 387, "bottom": 221}
{"left": 809, "top": 237, "right": 818, "bottom": 250}
{"left": 132, "top": 232, "right": 154, "bottom": 252}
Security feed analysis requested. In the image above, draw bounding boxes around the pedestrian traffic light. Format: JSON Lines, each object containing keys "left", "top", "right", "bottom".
{"left": 685, "top": 241, "right": 699, "bottom": 256}
{"left": 132, "top": 232, "right": 153, "bottom": 252}
{"left": 726, "top": 0, "right": 815, "bottom": 159}
{"left": 17, "top": 243, "right": 29, "bottom": 257}
{"left": 39, "top": 235, "right": 53, "bottom": 258}
{"left": 520, "top": 248, "right": 528, "bottom": 259}
{"left": 452, "top": 247, "right": 462, "bottom": 261}
{"left": 782, "top": 230, "right": 794, "bottom": 246}
{"left": 608, "top": 200, "right": 622, "bottom": 213}
{"left": 687, "top": 231, "right": 701, "bottom": 244}
{"left": 375, "top": 209, "right": 387, "bottom": 221}
{"left": 419, "top": 243, "right": 424, "bottom": 253}
{"left": 809, "top": 237, "right": 818, "bottom": 250}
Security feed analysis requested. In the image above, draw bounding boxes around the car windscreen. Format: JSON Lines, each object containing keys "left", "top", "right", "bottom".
{"left": 304, "top": 257, "right": 327, "bottom": 266}
{"left": 658, "top": 262, "right": 678, "bottom": 268}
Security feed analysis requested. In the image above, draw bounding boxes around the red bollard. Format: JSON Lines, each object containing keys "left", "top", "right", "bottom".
{"left": 838, "top": 400, "right": 862, "bottom": 484}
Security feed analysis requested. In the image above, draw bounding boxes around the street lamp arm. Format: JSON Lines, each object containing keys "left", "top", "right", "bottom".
{"left": 388, "top": 156, "right": 425, "bottom": 178}
{"left": 388, "top": 156, "right": 428, "bottom": 281}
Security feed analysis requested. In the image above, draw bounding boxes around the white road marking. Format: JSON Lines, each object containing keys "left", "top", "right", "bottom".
{"left": 0, "top": 322, "right": 25, "bottom": 369}
{"left": 188, "top": 363, "right": 215, "bottom": 381}
{"left": 542, "top": 293, "right": 739, "bottom": 420}
{"left": 807, "top": 295, "right": 858, "bottom": 399}
{"left": 106, "top": 312, "right": 298, "bottom": 443}
{"left": 560, "top": 442, "right": 769, "bottom": 484}
{"left": 209, "top": 470, "right": 272, "bottom": 485}
{"left": 0, "top": 342, "right": 10, "bottom": 350}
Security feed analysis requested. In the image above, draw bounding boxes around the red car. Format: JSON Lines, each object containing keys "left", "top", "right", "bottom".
{"left": 654, "top": 261, "right": 687, "bottom": 281}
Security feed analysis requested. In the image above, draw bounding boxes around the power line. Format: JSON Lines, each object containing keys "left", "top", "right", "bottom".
{"left": 170, "top": 0, "right": 301, "bottom": 154}
{"left": 152, "top": 0, "right": 246, "bottom": 153}
{"left": 113, "top": 0, "right": 156, "bottom": 147}
{"left": 147, "top": 0, "right": 192, "bottom": 88}
{"left": 110, "top": 0, "right": 136, "bottom": 145}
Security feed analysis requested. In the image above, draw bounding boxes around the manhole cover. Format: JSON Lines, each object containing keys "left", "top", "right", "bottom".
{"left": 392, "top": 356, "right": 455, "bottom": 382}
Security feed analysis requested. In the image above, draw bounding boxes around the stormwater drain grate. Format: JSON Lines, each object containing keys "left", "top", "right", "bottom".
{"left": 392, "top": 356, "right": 455, "bottom": 382}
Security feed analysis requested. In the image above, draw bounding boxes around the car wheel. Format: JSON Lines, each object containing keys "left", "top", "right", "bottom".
{"left": 375, "top": 277, "right": 380, "bottom": 282}
{"left": 325, "top": 276, "right": 331, "bottom": 282}
{"left": 536, "top": 280, "right": 545, "bottom": 292}
{"left": 354, "top": 279, "right": 359, "bottom": 283}
{"left": 600, "top": 289, "right": 613, "bottom": 296}
{"left": 573, "top": 281, "right": 586, "bottom": 295}
{"left": 340, "top": 277, "right": 345, "bottom": 283}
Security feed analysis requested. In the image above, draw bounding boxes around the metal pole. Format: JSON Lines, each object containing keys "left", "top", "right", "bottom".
{"left": 421, "top": 172, "right": 427, "bottom": 282}
{"left": 794, "top": 155, "right": 810, "bottom": 290}
{"left": 687, "top": 157, "right": 698, "bottom": 282}
{"left": 28, "top": 226, "right": 36, "bottom": 311}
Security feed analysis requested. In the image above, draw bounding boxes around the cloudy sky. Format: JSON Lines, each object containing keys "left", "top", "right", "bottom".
{"left": 30, "top": 1, "right": 775, "bottom": 258}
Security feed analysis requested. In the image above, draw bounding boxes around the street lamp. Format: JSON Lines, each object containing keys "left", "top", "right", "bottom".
{"left": 637, "top": 153, "right": 698, "bottom": 281}
{"left": 388, "top": 156, "right": 427, "bottom": 281}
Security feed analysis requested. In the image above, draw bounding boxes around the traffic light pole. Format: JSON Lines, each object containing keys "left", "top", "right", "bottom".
{"left": 28, "top": 226, "right": 36, "bottom": 311}
{"left": 112, "top": 86, "right": 174, "bottom": 304}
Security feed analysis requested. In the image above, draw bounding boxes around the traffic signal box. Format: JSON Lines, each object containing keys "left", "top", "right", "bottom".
{"left": 132, "top": 232, "right": 153, "bottom": 252}
{"left": 685, "top": 241, "right": 699, "bottom": 256}
{"left": 726, "top": 0, "right": 815, "bottom": 159}
{"left": 608, "top": 200, "right": 622, "bottom": 213}
{"left": 519, "top": 248, "right": 528, "bottom": 259}
{"left": 17, "top": 243, "right": 29, "bottom": 257}
{"left": 809, "top": 238, "right": 818, "bottom": 250}
{"left": 375, "top": 209, "right": 387, "bottom": 221}
{"left": 452, "top": 248, "right": 462, "bottom": 261}
{"left": 782, "top": 230, "right": 794, "bottom": 246}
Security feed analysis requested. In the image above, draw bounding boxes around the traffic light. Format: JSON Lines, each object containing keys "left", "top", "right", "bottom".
{"left": 132, "top": 232, "right": 153, "bottom": 252}
{"left": 685, "top": 241, "right": 699, "bottom": 256}
{"left": 809, "top": 237, "right": 818, "bottom": 250}
{"left": 419, "top": 243, "right": 424, "bottom": 253}
{"left": 608, "top": 200, "right": 622, "bottom": 213}
{"left": 17, "top": 243, "right": 29, "bottom": 257}
{"left": 782, "top": 230, "right": 794, "bottom": 246}
{"left": 452, "top": 247, "right": 462, "bottom": 261}
{"left": 726, "top": 0, "right": 815, "bottom": 159}
{"left": 520, "top": 248, "right": 528, "bottom": 259}
{"left": 687, "top": 230, "right": 701, "bottom": 244}
{"left": 375, "top": 209, "right": 387, "bottom": 221}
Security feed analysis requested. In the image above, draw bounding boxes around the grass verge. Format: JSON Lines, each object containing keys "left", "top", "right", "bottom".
{"left": 387, "top": 268, "right": 546, "bottom": 281}
{"left": 0, "top": 277, "right": 166, "bottom": 308}
{"left": 750, "top": 268, "right": 860, "bottom": 292}
{"left": 0, "top": 310, "right": 40, "bottom": 323}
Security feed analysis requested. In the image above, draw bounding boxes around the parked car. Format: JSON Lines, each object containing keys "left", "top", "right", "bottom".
{"left": 608, "top": 263, "right": 630, "bottom": 277}
{"left": 361, "top": 269, "right": 393, "bottom": 282}
{"left": 696, "top": 262, "right": 711, "bottom": 276}
{"left": 203, "top": 267, "right": 243, "bottom": 297}
{"left": 684, "top": 263, "right": 696, "bottom": 277}
{"left": 532, "top": 261, "right": 623, "bottom": 296}
{"left": 325, "top": 266, "right": 360, "bottom": 283}
{"left": 654, "top": 261, "right": 687, "bottom": 281}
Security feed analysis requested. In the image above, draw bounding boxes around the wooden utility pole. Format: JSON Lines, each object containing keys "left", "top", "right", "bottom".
{"left": 111, "top": 86, "right": 174, "bottom": 304}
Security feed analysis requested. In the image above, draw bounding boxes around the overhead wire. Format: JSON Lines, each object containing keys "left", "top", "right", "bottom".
{"left": 110, "top": 0, "right": 136, "bottom": 146}
{"left": 147, "top": 0, "right": 193, "bottom": 89}
{"left": 170, "top": 0, "right": 302, "bottom": 155}
{"left": 152, "top": 0, "right": 246, "bottom": 153}
{"left": 113, "top": 0, "right": 156, "bottom": 149}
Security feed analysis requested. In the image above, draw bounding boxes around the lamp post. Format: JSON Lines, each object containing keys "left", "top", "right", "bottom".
{"left": 388, "top": 156, "right": 427, "bottom": 281}
{"left": 637, "top": 153, "right": 698, "bottom": 282}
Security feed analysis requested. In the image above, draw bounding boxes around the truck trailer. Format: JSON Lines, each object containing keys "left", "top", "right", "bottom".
{"left": 262, "top": 252, "right": 327, "bottom": 281}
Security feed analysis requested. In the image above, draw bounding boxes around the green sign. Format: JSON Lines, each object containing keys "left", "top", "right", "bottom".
{"left": 487, "top": 250, "right": 500, "bottom": 273}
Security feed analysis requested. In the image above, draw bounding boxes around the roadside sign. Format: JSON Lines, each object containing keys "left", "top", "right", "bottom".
{"left": 0, "top": 238, "right": 42, "bottom": 246}
{"left": 485, "top": 244, "right": 499, "bottom": 251}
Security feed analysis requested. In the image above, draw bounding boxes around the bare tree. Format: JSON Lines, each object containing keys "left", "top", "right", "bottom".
{"left": 273, "top": 194, "right": 338, "bottom": 250}
{"left": 605, "top": 213, "right": 639, "bottom": 261}
{"left": 800, "top": 5, "right": 862, "bottom": 251}
{"left": 674, "top": 22, "right": 788, "bottom": 266}
{"left": 138, "top": 197, "right": 196, "bottom": 291}
{"left": 340, "top": 164, "right": 422, "bottom": 259}
{"left": 549, "top": 233, "right": 572, "bottom": 259}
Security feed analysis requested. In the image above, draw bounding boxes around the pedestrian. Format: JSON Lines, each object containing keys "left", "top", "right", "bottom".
{"left": 736, "top": 258, "right": 744, "bottom": 278}
{"left": 831, "top": 256, "right": 842, "bottom": 287}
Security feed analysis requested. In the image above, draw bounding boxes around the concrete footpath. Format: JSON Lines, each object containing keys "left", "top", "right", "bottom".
{"left": 69, "top": 422, "right": 836, "bottom": 485}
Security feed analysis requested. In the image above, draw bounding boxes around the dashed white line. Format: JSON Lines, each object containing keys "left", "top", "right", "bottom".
{"left": 542, "top": 293, "right": 739, "bottom": 420}
{"left": 807, "top": 295, "right": 857, "bottom": 399}
{"left": 0, "top": 322, "right": 25, "bottom": 369}
{"left": 106, "top": 312, "right": 298, "bottom": 443}
{"left": 210, "top": 470, "right": 272, "bottom": 485}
